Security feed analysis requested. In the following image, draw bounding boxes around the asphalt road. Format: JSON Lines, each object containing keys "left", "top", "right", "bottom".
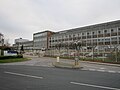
{"left": 2, "top": 56, "right": 120, "bottom": 74}
{"left": 0, "top": 65, "right": 120, "bottom": 90}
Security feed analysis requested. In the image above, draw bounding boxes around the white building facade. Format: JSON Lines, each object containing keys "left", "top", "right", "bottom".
{"left": 13, "top": 38, "right": 29, "bottom": 52}
{"left": 33, "top": 31, "right": 54, "bottom": 51}
{"left": 49, "top": 20, "right": 120, "bottom": 57}
{"left": 0, "top": 33, "right": 4, "bottom": 46}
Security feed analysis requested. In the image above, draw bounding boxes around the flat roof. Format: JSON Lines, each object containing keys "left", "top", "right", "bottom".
{"left": 52, "top": 20, "right": 120, "bottom": 36}
{"left": 33, "top": 30, "right": 54, "bottom": 35}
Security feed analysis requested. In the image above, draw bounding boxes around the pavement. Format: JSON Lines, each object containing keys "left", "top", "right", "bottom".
{"left": 0, "top": 54, "right": 120, "bottom": 74}
{"left": 80, "top": 60, "right": 120, "bottom": 67}
{"left": 52, "top": 62, "right": 81, "bottom": 69}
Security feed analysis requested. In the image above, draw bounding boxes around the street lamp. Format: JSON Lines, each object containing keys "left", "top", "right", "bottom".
{"left": 74, "top": 40, "right": 81, "bottom": 65}
{"left": 56, "top": 42, "right": 62, "bottom": 62}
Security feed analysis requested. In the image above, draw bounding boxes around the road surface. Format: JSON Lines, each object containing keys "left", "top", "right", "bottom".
{"left": 0, "top": 64, "right": 120, "bottom": 90}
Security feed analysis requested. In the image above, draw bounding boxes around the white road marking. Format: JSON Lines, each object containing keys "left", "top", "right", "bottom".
{"left": 89, "top": 69, "right": 96, "bottom": 71}
{"left": 108, "top": 71, "right": 116, "bottom": 73}
{"left": 81, "top": 68, "right": 88, "bottom": 70}
{"left": 83, "top": 68, "right": 120, "bottom": 73}
{"left": 97, "top": 70, "right": 105, "bottom": 72}
{"left": 118, "top": 71, "right": 120, "bottom": 73}
{"left": 70, "top": 82, "right": 120, "bottom": 90}
{"left": 100, "top": 68, "right": 105, "bottom": 69}
{"left": 84, "top": 65, "right": 99, "bottom": 68}
{"left": 82, "top": 68, "right": 120, "bottom": 74}
{"left": 4, "top": 71, "right": 43, "bottom": 79}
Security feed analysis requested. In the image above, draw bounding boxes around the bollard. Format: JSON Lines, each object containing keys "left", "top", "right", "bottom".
{"left": 57, "top": 57, "right": 60, "bottom": 62}
{"left": 75, "top": 57, "right": 79, "bottom": 65}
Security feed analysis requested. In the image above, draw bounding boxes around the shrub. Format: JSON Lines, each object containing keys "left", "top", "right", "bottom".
{"left": 0, "top": 55, "right": 23, "bottom": 60}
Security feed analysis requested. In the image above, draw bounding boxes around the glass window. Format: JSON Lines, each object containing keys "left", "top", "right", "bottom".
{"left": 73, "top": 34, "right": 75, "bottom": 37}
{"left": 118, "top": 28, "right": 120, "bottom": 31}
{"left": 98, "top": 39, "right": 100, "bottom": 41}
{"left": 105, "top": 38, "right": 110, "bottom": 42}
{"left": 104, "top": 30, "right": 107, "bottom": 33}
{"left": 111, "top": 37, "right": 117, "bottom": 41}
{"left": 98, "top": 31, "right": 101, "bottom": 34}
{"left": 69, "top": 35, "right": 71, "bottom": 38}
{"left": 111, "top": 29, "right": 114, "bottom": 32}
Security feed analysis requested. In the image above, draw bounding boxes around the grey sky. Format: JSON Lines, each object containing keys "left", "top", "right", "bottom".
{"left": 0, "top": 0, "right": 120, "bottom": 44}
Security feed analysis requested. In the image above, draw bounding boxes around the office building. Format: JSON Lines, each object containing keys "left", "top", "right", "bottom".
{"left": 33, "top": 31, "right": 54, "bottom": 51}
{"left": 49, "top": 20, "right": 120, "bottom": 57}
{"left": 0, "top": 33, "right": 4, "bottom": 46}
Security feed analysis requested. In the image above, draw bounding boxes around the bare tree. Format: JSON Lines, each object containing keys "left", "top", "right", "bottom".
{"left": 4, "top": 39, "right": 10, "bottom": 46}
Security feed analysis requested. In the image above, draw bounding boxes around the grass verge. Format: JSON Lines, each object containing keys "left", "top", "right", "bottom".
{"left": 0, "top": 58, "right": 31, "bottom": 63}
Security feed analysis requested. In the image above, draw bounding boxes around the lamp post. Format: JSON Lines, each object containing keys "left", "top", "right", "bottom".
{"left": 74, "top": 40, "right": 81, "bottom": 65}
{"left": 56, "top": 42, "right": 61, "bottom": 62}
{"left": 114, "top": 45, "right": 118, "bottom": 62}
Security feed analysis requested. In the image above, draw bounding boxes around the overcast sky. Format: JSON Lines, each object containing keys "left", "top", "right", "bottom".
{"left": 0, "top": 0, "right": 120, "bottom": 45}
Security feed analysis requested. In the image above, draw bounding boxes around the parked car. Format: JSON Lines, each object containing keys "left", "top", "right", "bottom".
{"left": 61, "top": 52, "right": 69, "bottom": 56}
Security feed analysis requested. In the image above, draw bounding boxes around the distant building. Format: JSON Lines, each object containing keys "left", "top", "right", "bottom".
{"left": 15, "top": 38, "right": 29, "bottom": 44}
{"left": 33, "top": 31, "right": 54, "bottom": 51}
{"left": 13, "top": 38, "right": 29, "bottom": 52}
{"left": 0, "top": 33, "right": 4, "bottom": 46}
{"left": 12, "top": 20, "right": 120, "bottom": 57}
{"left": 22, "top": 41, "right": 33, "bottom": 52}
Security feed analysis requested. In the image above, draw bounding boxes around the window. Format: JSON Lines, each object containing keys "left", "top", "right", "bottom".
{"left": 92, "top": 32, "right": 95, "bottom": 34}
{"left": 111, "top": 29, "right": 114, "bottom": 32}
{"left": 98, "top": 39, "right": 100, "bottom": 41}
{"left": 111, "top": 37, "right": 117, "bottom": 41}
{"left": 87, "top": 32, "right": 89, "bottom": 35}
{"left": 69, "top": 35, "right": 71, "bottom": 38}
{"left": 105, "top": 38, "right": 110, "bottom": 42}
{"left": 98, "top": 31, "right": 101, "bottom": 34}
{"left": 104, "top": 30, "right": 107, "bottom": 33}
{"left": 118, "top": 28, "right": 120, "bottom": 31}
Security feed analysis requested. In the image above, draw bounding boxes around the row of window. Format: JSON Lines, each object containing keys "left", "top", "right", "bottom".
{"left": 50, "top": 28, "right": 120, "bottom": 40}
{"left": 50, "top": 35, "right": 120, "bottom": 42}
{"left": 34, "top": 44, "right": 47, "bottom": 47}
{"left": 34, "top": 38, "right": 47, "bottom": 42}
{"left": 50, "top": 36, "right": 120, "bottom": 42}
{"left": 33, "top": 32, "right": 47, "bottom": 38}
{"left": 50, "top": 41, "right": 120, "bottom": 47}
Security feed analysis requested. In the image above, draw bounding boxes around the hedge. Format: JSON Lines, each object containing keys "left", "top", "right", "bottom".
{"left": 0, "top": 55, "right": 23, "bottom": 60}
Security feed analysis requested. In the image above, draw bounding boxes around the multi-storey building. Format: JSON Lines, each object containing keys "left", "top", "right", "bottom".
{"left": 13, "top": 38, "right": 29, "bottom": 52}
{"left": 22, "top": 41, "right": 33, "bottom": 52}
{"left": 33, "top": 31, "right": 54, "bottom": 51}
{"left": 13, "top": 38, "right": 33, "bottom": 53}
{"left": 0, "top": 33, "right": 4, "bottom": 46}
{"left": 49, "top": 20, "right": 120, "bottom": 57}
